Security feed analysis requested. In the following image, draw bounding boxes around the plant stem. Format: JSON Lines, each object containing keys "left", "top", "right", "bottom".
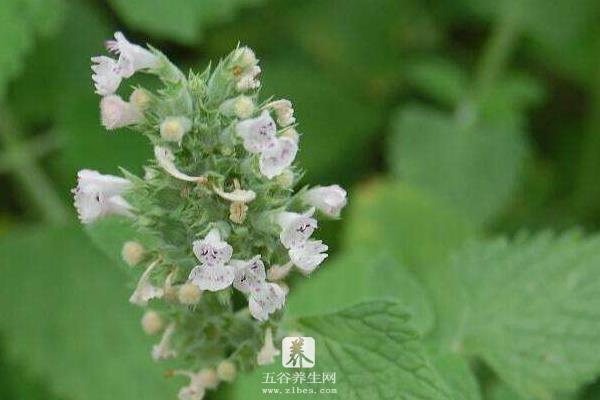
{"left": 473, "top": 7, "right": 520, "bottom": 101}
{"left": 0, "top": 106, "right": 69, "bottom": 225}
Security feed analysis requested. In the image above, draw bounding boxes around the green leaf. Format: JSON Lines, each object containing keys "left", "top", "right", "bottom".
{"left": 261, "top": 58, "right": 382, "bottom": 184}
{"left": 226, "top": 301, "right": 456, "bottom": 400}
{"left": 0, "top": 0, "right": 64, "bottom": 96}
{"left": 286, "top": 250, "right": 435, "bottom": 334}
{"left": 387, "top": 104, "right": 528, "bottom": 226}
{"left": 429, "top": 352, "right": 481, "bottom": 400}
{"left": 343, "top": 180, "right": 475, "bottom": 271}
{"left": 108, "top": 0, "right": 265, "bottom": 44}
{"left": 0, "top": 225, "right": 177, "bottom": 400}
{"left": 445, "top": 232, "right": 600, "bottom": 398}
{"left": 405, "top": 58, "right": 469, "bottom": 107}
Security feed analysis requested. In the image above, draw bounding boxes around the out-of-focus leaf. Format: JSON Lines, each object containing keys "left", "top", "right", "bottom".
{"left": 261, "top": 58, "right": 382, "bottom": 184}
{"left": 449, "top": 0, "right": 600, "bottom": 82}
{"left": 226, "top": 301, "right": 456, "bottom": 400}
{"left": 0, "top": 225, "right": 177, "bottom": 400}
{"left": 108, "top": 0, "right": 265, "bottom": 44}
{"left": 285, "top": 0, "right": 441, "bottom": 100}
{"left": 0, "top": 343, "right": 64, "bottom": 400}
{"left": 10, "top": 1, "right": 150, "bottom": 190}
{"left": 443, "top": 232, "right": 600, "bottom": 398}
{"left": 343, "top": 180, "right": 475, "bottom": 270}
{"left": 285, "top": 250, "right": 435, "bottom": 334}
{"left": 387, "top": 104, "right": 528, "bottom": 226}
{"left": 405, "top": 58, "right": 469, "bottom": 107}
{"left": 0, "top": 0, "right": 64, "bottom": 96}
{"left": 342, "top": 180, "right": 476, "bottom": 342}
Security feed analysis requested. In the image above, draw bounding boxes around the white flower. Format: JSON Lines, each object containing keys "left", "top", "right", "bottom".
{"left": 219, "top": 96, "right": 255, "bottom": 119}
{"left": 266, "top": 99, "right": 295, "bottom": 127}
{"left": 154, "top": 146, "right": 207, "bottom": 183}
{"left": 303, "top": 185, "right": 347, "bottom": 218}
{"left": 129, "top": 260, "right": 164, "bottom": 306}
{"left": 257, "top": 328, "right": 280, "bottom": 366}
{"left": 259, "top": 137, "right": 298, "bottom": 179}
{"left": 289, "top": 240, "right": 328, "bottom": 274}
{"left": 91, "top": 56, "right": 122, "bottom": 95}
{"left": 236, "top": 65, "right": 261, "bottom": 92}
{"left": 72, "top": 169, "right": 132, "bottom": 224}
{"left": 232, "top": 256, "right": 286, "bottom": 321}
{"left": 175, "top": 370, "right": 207, "bottom": 400}
{"left": 106, "top": 31, "right": 159, "bottom": 78}
{"left": 267, "top": 261, "right": 293, "bottom": 281}
{"left": 152, "top": 322, "right": 177, "bottom": 361}
{"left": 233, "top": 46, "right": 258, "bottom": 69}
{"left": 213, "top": 186, "right": 256, "bottom": 203}
{"left": 188, "top": 229, "right": 235, "bottom": 291}
{"left": 276, "top": 208, "right": 317, "bottom": 249}
{"left": 235, "top": 111, "right": 277, "bottom": 154}
{"left": 160, "top": 116, "right": 192, "bottom": 143}
{"left": 129, "top": 87, "right": 151, "bottom": 110}
{"left": 100, "top": 95, "right": 143, "bottom": 130}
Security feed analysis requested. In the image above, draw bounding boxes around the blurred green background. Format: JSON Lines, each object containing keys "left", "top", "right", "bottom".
{"left": 0, "top": 0, "right": 599, "bottom": 399}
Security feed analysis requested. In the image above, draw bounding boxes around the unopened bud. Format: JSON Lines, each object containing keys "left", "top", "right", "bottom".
{"left": 129, "top": 88, "right": 151, "bottom": 110}
{"left": 281, "top": 127, "right": 299, "bottom": 143}
{"left": 229, "top": 201, "right": 248, "bottom": 224}
{"left": 197, "top": 368, "right": 219, "bottom": 389}
{"left": 160, "top": 116, "right": 192, "bottom": 143}
{"left": 216, "top": 360, "right": 237, "bottom": 383}
{"left": 178, "top": 282, "right": 202, "bottom": 305}
{"left": 141, "top": 310, "right": 163, "bottom": 335}
{"left": 121, "top": 241, "right": 145, "bottom": 266}
{"left": 220, "top": 96, "right": 255, "bottom": 119}
{"left": 275, "top": 169, "right": 294, "bottom": 188}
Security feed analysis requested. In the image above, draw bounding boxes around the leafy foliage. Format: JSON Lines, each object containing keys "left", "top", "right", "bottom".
{"left": 108, "top": 0, "right": 265, "bottom": 44}
{"left": 444, "top": 232, "right": 600, "bottom": 398}
{"left": 0, "top": 225, "right": 176, "bottom": 400}
{"left": 387, "top": 104, "right": 528, "bottom": 226}
{"left": 0, "top": 0, "right": 64, "bottom": 95}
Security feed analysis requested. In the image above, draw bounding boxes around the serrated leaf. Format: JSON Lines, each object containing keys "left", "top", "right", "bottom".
{"left": 0, "top": 0, "right": 64, "bottom": 96}
{"left": 387, "top": 104, "right": 528, "bottom": 226}
{"left": 445, "top": 232, "right": 600, "bottom": 398}
{"left": 286, "top": 250, "right": 435, "bottom": 334}
{"left": 429, "top": 352, "right": 481, "bottom": 400}
{"left": 108, "top": 0, "right": 265, "bottom": 44}
{"left": 226, "top": 301, "right": 456, "bottom": 400}
{"left": 0, "top": 225, "right": 176, "bottom": 400}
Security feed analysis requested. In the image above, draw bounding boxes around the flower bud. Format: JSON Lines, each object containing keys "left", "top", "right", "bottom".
{"left": 267, "top": 99, "right": 295, "bottom": 127}
{"left": 100, "top": 95, "right": 143, "bottom": 130}
{"left": 160, "top": 116, "right": 192, "bottom": 143}
{"left": 281, "top": 127, "right": 300, "bottom": 143}
{"left": 141, "top": 310, "right": 163, "bottom": 335}
{"left": 197, "top": 368, "right": 219, "bottom": 389}
{"left": 178, "top": 282, "right": 202, "bottom": 305}
{"left": 275, "top": 169, "right": 295, "bottom": 188}
{"left": 121, "top": 241, "right": 145, "bottom": 266}
{"left": 233, "top": 47, "right": 258, "bottom": 69}
{"left": 257, "top": 328, "right": 280, "bottom": 366}
{"left": 229, "top": 201, "right": 248, "bottom": 224}
{"left": 220, "top": 96, "right": 255, "bottom": 119}
{"left": 129, "top": 87, "right": 151, "bottom": 110}
{"left": 216, "top": 360, "right": 237, "bottom": 383}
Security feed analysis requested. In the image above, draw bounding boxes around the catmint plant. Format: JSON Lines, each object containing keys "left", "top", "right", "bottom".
{"left": 73, "top": 32, "right": 347, "bottom": 399}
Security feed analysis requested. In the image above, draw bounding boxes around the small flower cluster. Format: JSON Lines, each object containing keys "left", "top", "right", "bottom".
{"left": 74, "top": 32, "right": 347, "bottom": 399}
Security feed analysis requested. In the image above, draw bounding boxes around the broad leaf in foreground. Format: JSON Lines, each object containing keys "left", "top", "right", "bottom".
{"left": 0, "top": 225, "right": 176, "bottom": 400}
{"left": 226, "top": 301, "right": 456, "bottom": 400}
{"left": 446, "top": 232, "right": 600, "bottom": 398}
